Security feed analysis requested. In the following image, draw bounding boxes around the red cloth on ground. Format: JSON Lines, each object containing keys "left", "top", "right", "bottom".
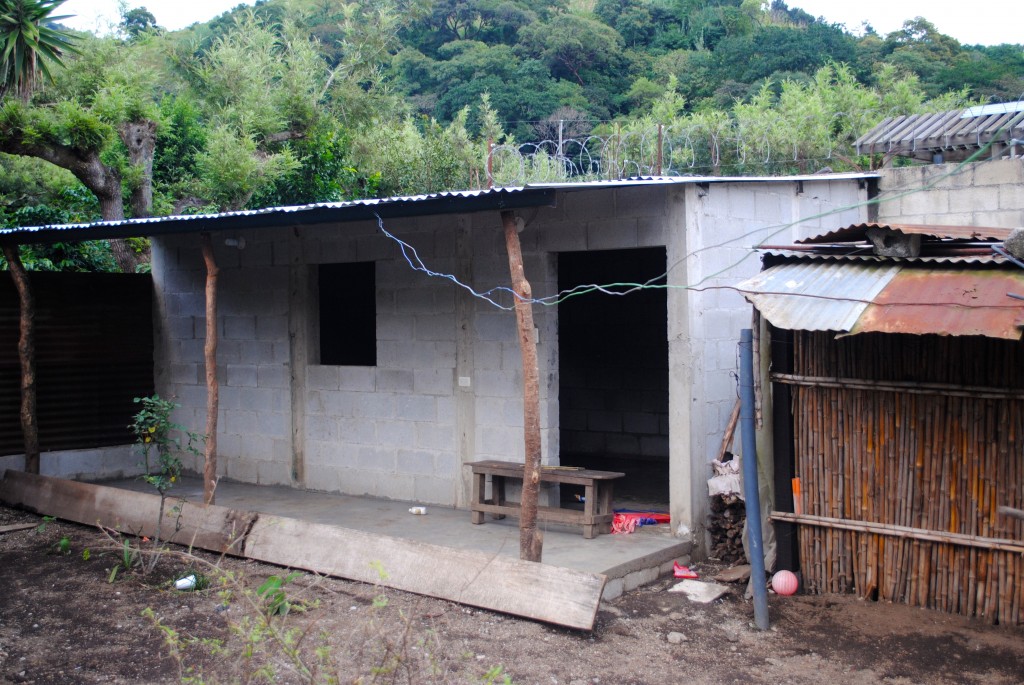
{"left": 611, "top": 511, "right": 671, "bottom": 534}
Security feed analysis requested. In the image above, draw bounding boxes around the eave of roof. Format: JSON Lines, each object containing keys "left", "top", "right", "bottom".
{"left": 0, "top": 187, "right": 556, "bottom": 246}
{"left": 797, "top": 222, "right": 1014, "bottom": 244}
{"left": 0, "top": 174, "right": 877, "bottom": 246}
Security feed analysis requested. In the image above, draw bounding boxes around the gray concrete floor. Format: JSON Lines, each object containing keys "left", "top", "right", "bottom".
{"left": 103, "top": 476, "right": 689, "bottom": 580}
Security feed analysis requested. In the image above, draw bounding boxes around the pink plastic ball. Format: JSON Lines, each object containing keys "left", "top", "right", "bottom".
{"left": 772, "top": 570, "right": 799, "bottom": 596}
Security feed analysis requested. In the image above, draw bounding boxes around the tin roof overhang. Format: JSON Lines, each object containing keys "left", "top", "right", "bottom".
{"left": 0, "top": 187, "right": 558, "bottom": 246}
{"left": 738, "top": 260, "right": 1024, "bottom": 340}
{"left": 0, "top": 174, "right": 877, "bottom": 246}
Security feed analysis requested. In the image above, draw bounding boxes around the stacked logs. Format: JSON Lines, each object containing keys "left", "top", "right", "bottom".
{"left": 708, "top": 494, "right": 746, "bottom": 563}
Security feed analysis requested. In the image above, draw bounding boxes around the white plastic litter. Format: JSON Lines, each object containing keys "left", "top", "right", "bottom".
{"left": 174, "top": 574, "right": 197, "bottom": 591}
{"left": 667, "top": 579, "right": 730, "bottom": 604}
{"left": 708, "top": 454, "right": 743, "bottom": 499}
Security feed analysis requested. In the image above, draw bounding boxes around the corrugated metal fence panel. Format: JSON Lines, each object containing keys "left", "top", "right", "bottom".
{"left": 0, "top": 273, "right": 154, "bottom": 457}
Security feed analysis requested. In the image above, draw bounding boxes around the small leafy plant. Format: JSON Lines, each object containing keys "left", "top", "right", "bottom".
{"left": 129, "top": 395, "right": 204, "bottom": 574}
{"left": 131, "top": 395, "right": 203, "bottom": 496}
{"left": 108, "top": 538, "right": 141, "bottom": 583}
{"left": 256, "top": 572, "right": 303, "bottom": 618}
{"left": 55, "top": 535, "right": 71, "bottom": 555}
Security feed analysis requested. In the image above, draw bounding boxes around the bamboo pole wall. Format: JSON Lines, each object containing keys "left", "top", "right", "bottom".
{"left": 787, "top": 331, "right": 1024, "bottom": 625}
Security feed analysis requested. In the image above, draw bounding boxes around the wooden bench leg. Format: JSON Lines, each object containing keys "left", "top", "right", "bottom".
{"left": 597, "top": 482, "right": 615, "bottom": 535}
{"left": 492, "top": 475, "right": 507, "bottom": 520}
{"left": 470, "top": 471, "right": 486, "bottom": 525}
{"left": 583, "top": 482, "right": 597, "bottom": 539}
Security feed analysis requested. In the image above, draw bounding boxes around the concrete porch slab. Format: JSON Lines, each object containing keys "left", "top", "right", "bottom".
{"left": 101, "top": 477, "right": 690, "bottom": 600}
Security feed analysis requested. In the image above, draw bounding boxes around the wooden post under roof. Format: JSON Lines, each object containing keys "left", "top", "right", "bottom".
{"left": 500, "top": 210, "right": 544, "bottom": 563}
{"left": 200, "top": 234, "right": 219, "bottom": 505}
{"left": 1, "top": 245, "right": 39, "bottom": 474}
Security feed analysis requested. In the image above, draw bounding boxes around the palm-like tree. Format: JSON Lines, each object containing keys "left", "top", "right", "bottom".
{"left": 0, "top": 0, "right": 77, "bottom": 100}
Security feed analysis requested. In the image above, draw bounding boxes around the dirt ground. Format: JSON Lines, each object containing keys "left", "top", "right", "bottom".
{"left": 1, "top": 505, "right": 1022, "bottom": 685}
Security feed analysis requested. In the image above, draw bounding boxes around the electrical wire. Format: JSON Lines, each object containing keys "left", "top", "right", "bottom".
{"left": 375, "top": 123, "right": 1019, "bottom": 311}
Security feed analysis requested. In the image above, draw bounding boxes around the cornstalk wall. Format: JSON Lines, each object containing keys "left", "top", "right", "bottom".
{"left": 779, "top": 331, "right": 1024, "bottom": 625}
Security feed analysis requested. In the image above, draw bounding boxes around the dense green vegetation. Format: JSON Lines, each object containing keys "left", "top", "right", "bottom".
{"left": 1, "top": 0, "right": 1022, "bottom": 269}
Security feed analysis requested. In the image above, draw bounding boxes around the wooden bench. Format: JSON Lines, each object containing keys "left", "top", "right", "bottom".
{"left": 466, "top": 460, "right": 625, "bottom": 539}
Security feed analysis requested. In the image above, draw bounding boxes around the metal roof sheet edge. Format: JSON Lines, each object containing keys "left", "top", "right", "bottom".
{"left": 0, "top": 174, "right": 877, "bottom": 245}
{"left": 795, "top": 222, "right": 1014, "bottom": 244}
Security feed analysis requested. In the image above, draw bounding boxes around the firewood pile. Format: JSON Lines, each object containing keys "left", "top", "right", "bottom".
{"left": 708, "top": 494, "right": 746, "bottom": 563}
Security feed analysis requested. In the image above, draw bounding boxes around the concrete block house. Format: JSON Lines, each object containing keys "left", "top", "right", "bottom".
{"left": 2, "top": 175, "right": 870, "bottom": 549}
{"left": 150, "top": 176, "right": 868, "bottom": 542}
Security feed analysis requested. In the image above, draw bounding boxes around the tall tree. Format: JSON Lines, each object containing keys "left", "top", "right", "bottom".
{"left": 0, "top": 0, "right": 76, "bottom": 474}
{"left": 0, "top": 0, "right": 77, "bottom": 100}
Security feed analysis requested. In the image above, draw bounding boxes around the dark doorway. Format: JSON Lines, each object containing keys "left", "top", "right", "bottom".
{"left": 557, "top": 247, "right": 669, "bottom": 509}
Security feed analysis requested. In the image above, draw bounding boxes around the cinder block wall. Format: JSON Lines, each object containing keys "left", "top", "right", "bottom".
{"left": 150, "top": 176, "right": 868, "bottom": 529}
{"left": 0, "top": 446, "right": 140, "bottom": 481}
{"left": 877, "top": 159, "right": 1024, "bottom": 226}
{"left": 679, "top": 178, "right": 866, "bottom": 544}
{"left": 152, "top": 211, "right": 564, "bottom": 507}
{"left": 152, "top": 232, "right": 294, "bottom": 486}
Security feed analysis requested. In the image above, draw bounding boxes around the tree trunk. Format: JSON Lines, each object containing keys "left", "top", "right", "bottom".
{"left": 0, "top": 129, "right": 137, "bottom": 271}
{"left": 119, "top": 120, "right": 157, "bottom": 219}
{"left": 201, "top": 234, "right": 220, "bottom": 505}
{"left": 105, "top": 119, "right": 159, "bottom": 274}
{"left": 109, "top": 239, "right": 137, "bottom": 273}
{"left": 501, "top": 210, "right": 544, "bottom": 563}
{"left": 2, "top": 246, "right": 39, "bottom": 474}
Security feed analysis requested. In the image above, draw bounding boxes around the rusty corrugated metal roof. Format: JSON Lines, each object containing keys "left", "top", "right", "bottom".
{"left": 762, "top": 249, "right": 1006, "bottom": 265}
{"left": 797, "top": 223, "right": 1014, "bottom": 244}
{"left": 848, "top": 268, "right": 1024, "bottom": 340}
{"left": 740, "top": 262, "right": 1024, "bottom": 339}
{"left": 736, "top": 261, "right": 900, "bottom": 332}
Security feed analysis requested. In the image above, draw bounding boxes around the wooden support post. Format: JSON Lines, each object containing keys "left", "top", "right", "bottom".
{"left": 200, "top": 234, "right": 219, "bottom": 505}
{"left": 501, "top": 210, "right": 543, "bottom": 563}
{"left": 2, "top": 245, "right": 39, "bottom": 474}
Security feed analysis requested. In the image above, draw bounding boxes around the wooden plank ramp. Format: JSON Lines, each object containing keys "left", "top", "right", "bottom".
{"left": 0, "top": 471, "right": 606, "bottom": 630}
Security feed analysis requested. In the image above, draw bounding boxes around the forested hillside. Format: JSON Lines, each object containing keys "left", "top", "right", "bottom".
{"left": 2, "top": 0, "right": 1022, "bottom": 270}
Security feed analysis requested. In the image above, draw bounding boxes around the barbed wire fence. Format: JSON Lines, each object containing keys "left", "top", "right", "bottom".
{"left": 479, "top": 108, "right": 957, "bottom": 187}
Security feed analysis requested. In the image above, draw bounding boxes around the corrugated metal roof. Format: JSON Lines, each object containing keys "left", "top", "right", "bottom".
{"left": 741, "top": 261, "right": 1024, "bottom": 339}
{"left": 528, "top": 171, "right": 875, "bottom": 188}
{"left": 797, "top": 223, "right": 1013, "bottom": 244}
{"left": 853, "top": 106, "right": 1024, "bottom": 161}
{"left": 0, "top": 174, "right": 878, "bottom": 246}
{"left": 963, "top": 101, "right": 1024, "bottom": 118}
{"left": 849, "top": 268, "right": 1024, "bottom": 340}
{"left": 0, "top": 187, "right": 553, "bottom": 245}
{"left": 762, "top": 249, "right": 1006, "bottom": 265}
{"left": 737, "top": 261, "right": 900, "bottom": 332}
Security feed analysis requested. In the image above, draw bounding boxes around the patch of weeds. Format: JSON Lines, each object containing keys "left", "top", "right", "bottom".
{"left": 481, "top": 665, "right": 514, "bottom": 684}
{"left": 143, "top": 554, "right": 506, "bottom": 684}
{"left": 107, "top": 538, "right": 141, "bottom": 583}
{"left": 54, "top": 535, "right": 71, "bottom": 556}
{"left": 36, "top": 515, "right": 56, "bottom": 533}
